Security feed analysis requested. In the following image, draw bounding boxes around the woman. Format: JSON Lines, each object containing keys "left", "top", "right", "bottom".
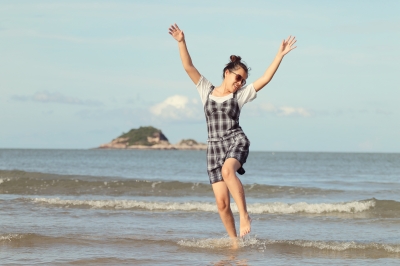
{"left": 168, "top": 23, "right": 296, "bottom": 241}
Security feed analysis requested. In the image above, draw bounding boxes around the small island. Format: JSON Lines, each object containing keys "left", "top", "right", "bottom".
{"left": 98, "top": 126, "right": 207, "bottom": 150}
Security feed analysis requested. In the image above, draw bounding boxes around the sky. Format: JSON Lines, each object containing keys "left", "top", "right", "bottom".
{"left": 1, "top": 0, "right": 399, "bottom": 152}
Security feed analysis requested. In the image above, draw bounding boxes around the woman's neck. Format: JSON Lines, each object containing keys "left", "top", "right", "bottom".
{"left": 213, "top": 81, "right": 231, "bottom": 97}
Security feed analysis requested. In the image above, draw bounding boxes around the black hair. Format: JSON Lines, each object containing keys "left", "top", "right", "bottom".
{"left": 222, "top": 55, "right": 250, "bottom": 79}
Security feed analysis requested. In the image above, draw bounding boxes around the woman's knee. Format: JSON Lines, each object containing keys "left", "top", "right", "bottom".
{"left": 216, "top": 198, "right": 230, "bottom": 213}
{"left": 221, "top": 165, "right": 235, "bottom": 180}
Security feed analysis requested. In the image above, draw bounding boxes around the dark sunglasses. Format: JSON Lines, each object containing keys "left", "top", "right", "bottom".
{"left": 229, "top": 70, "right": 246, "bottom": 86}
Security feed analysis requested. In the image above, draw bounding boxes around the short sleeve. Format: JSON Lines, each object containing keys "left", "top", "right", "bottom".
{"left": 236, "top": 83, "right": 257, "bottom": 109}
{"left": 196, "top": 75, "right": 213, "bottom": 106}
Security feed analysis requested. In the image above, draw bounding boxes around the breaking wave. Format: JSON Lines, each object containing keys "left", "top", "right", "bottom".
{"left": 4, "top": 233, "right": 399, "bottom": 256}
{"left": 0, "top": 169, "right": 341, "bottom": 197}
{"left": 28, "top": 197, "right": 376, "bottom": 215}
{"left": 178, "top": 236, "right": 400, "bottom": 255}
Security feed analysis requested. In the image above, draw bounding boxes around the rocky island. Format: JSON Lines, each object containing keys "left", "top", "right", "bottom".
{"left": 98, "top": 126, "right": 207, "bottom": 150}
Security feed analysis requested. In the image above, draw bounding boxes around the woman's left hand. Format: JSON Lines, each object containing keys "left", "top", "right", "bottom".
{"left": 278, "top": 36, "right": 297, "bottom": 57}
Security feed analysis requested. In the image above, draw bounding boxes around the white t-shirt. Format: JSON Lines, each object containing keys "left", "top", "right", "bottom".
{"left": 196, "top": 75, "right": 257, "bottom": 110}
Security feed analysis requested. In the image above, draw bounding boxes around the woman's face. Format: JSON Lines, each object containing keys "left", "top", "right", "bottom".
{"left": 225, "top": 67, "right": 248, "bottom": 93}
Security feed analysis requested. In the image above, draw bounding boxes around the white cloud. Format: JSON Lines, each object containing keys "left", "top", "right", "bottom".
{"left": 258, "top": 103, "right": 311, "bottom": 117}
{"left": 150, "top": 95, "right": 202, "bottom": 121}
{"left": 12, "top": 91, "right": 103, "bottom": 106}
{"left": 150, "top": 97, "right": 312, "bottom": 121}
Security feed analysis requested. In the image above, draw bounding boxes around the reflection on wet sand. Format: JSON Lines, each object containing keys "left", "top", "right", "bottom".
{"left": 213, "top": 255, "right": 248, "bottom": 266}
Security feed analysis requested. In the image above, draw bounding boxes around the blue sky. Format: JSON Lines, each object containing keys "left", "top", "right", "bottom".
{"left": 1, "top": 0, "right": 399, "bottom": 152}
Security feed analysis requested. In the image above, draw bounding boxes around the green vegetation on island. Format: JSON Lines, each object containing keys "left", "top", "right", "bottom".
{"left": 99, "top": 126, "right": 206, "bottom": 149}
{"left": 118, "top": 126, "right": 168, "bottom": 146}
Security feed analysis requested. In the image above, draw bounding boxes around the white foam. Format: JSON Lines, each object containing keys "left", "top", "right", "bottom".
{"left": 265, "top": 239, "right": 400, "bottom": 253}
{"left": 178, "top": 236, "right": 258, "bottom": 249}
{"left": 32, "top": 197, "right": 218, "bottom": 211}
{"left": 191, "top": 183, "right": 200, "bottom": 190}
{"left": 178, "top": 237, "right": 400, "bottom": 253}
{"left": 31, "top": 197, "right": 375, "bottom": 214}
{"left": 151, "top": 181, "right": 162, "bottom": 188}
{"left": 0, "top": 178, "right": 10, "bottom": 184}
{"left": 247, "top": 200, "right": 375, "bottom": 214}
{"left": 0, "top": 234, "right": 24, "bottom": 242}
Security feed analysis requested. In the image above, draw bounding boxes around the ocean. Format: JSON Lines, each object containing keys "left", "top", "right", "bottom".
{"left": 1, "top": 149, "right": 399, "bottom": 265}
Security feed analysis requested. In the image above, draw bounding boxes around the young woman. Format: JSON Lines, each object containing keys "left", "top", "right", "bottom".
{"left": 168, "top": 23, "right": 296, "bottom": 241}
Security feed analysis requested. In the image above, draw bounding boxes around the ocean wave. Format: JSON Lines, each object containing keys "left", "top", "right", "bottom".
{"left": 0, "top": 233, "right": 77, "bottom": 246}
{"left": 3, "top": 232, "right": 399, "bottom": 258}
{"left": 0, "top": 169, "right": 340, "bottom": 197}
{"left": 178, "top": 236, "right": 400, "bottom": 254}
{"left": 28, "top": 197, "right": 376, "bottom": 214}
{"left": 0, "top": 233, "right": 25, "bottom": 242}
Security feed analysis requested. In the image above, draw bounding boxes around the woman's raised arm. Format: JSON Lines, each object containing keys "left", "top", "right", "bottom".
{"left": 169, "top": 23, "right": 201, "bottom": 85}
{"left": 253, "top": 36, "right": 297, "bottom": 92}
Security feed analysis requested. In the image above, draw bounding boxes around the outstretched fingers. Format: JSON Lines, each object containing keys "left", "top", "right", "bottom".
{"left": 168, "top": 25, "right": 176, "bottom": 35}
{"left": 169, "top": 23, "right": 180, "bottom": 32}
{"left": 278, "top": 35, "right": 297, "bottom": 55}
{"left": 289, "top": 37, "right": 297, "bottom": 51}
{"left": 168, "top": 23, "right": 182, "bottom": 36}
{"left": 284, "top": 36, "right": 297, "bottom": 51}
{"left": 168, "top": 24, "right": 177, "bottom": 34}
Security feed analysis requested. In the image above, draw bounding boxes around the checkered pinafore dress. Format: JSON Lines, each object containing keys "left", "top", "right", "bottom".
{"left": 205, "top": 86, "right": 250, "bottom": 184}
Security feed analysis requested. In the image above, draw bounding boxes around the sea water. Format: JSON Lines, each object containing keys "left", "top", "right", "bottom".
{"left": 0, "top": 149, "right": 399, "bottom": 265}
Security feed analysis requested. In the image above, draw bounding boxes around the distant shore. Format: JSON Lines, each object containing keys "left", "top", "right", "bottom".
{"left": 98, "top": 138, "right": 207, "bottom": 150}
{"left": 96, "top": 144, "right": 207, "bottom": 150}
{"left": 98, "top": 126, "right": 207, "bottom": 150}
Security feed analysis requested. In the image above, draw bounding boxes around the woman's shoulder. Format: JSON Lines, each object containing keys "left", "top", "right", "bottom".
{"left": 236, "top": 83, "right": 257, "bottom": 106}
{"left": 237, "top": 83, "right": 256, "bottom": 96}
{"left": 196, "top": 75, "right": 213, "bottom": 89}
{"left": 196, "top": 75, "right": 214, "bottom": 106}
{"left": 196, "top": 75, "right": 214, "bottom": 91}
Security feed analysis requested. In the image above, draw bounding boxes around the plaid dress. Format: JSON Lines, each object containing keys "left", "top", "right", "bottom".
{"left": 205, "top": 86, "right": 250, "bottom": 184}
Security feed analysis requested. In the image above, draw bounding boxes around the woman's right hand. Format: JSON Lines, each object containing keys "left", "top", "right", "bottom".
{"left": 169, "top": 23, "right": 200, "bottom": 84}
{"left": 168, "top": 23, "right": 184, "bottom": 42}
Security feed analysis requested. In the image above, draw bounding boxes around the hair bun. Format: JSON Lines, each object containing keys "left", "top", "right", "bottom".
{"left": 230, "top": 55, "right": 242, "bottom": 63}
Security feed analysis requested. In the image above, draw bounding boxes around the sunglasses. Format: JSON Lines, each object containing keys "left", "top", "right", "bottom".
{"left": 229, "top": 70, "right": 246, "bottom": 86}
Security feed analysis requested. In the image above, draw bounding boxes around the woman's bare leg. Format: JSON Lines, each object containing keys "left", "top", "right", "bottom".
{"left": 212, "top": 181, "right": 237, "bottom": 237}
{"left": 221, "top": 158, "right": 251, "bottom": 237}
{"left": 212, "top": 181, "right": 238, "bottom": 248}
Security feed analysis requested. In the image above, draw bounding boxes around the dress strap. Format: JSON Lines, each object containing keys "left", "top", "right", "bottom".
{"left": 208, "top": 85, "right": 215, "bottom": 96}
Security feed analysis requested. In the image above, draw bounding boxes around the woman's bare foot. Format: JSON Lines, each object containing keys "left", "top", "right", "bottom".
{"left": 239, "top": 214, "right": 251, "bottom": 237}
{"left": 230, "top": 238, "right": 239, "bottom": 249}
